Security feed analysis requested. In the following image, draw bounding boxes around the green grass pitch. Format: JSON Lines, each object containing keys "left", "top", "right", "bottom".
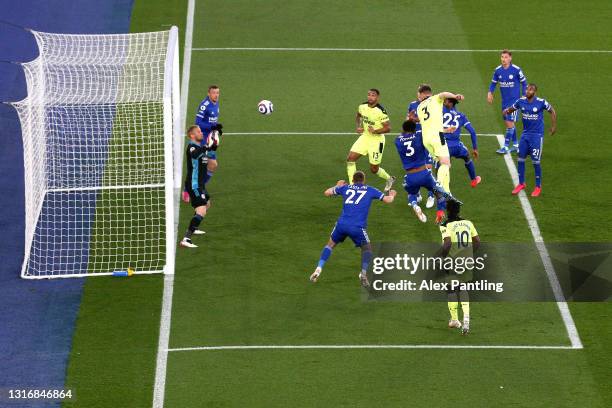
{"left": 63, "top": 1, "right": 611, "bottom": 407}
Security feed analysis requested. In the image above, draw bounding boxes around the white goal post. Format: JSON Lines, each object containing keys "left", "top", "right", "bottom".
{"left": 11, "top": 27, "right": 183, "bottom": 278}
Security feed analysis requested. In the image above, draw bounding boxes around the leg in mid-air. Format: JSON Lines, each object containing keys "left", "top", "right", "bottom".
{"left": 404, "top": 175, "right": 428, "bottom": 223}
{"left": 512, "top": 135, "right": 530, "bottom": 195}
{"left": 311, "top": 238, "right": 337, "bottom": 282}
{"left": 450, "top": 143, "right": 480, "bottom": 187}
{"left": 425, "top": 158, "right": 436, "bottom": 208}
{"left": 359, "top": 242, "right": 373, "bottom": 288}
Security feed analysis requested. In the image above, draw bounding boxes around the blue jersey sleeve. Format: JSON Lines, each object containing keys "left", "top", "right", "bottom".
{"left": 463, "top": 117, "right": 478, "bottom": 149}
{"left": 369, "top": 187, "right": 385, "bottom": 201}
{"left": 511, "top": 98, "right": 522, "bottom": 110}
{"left": 542, "top": 99, "right": 552, "bottom": 111}
{"left": 334, "top": 185, "right": 348, "bottom": 196}
{"left": 489, "top": 68, "right": 498, "bottom": 93}
{"left": 518, "top": 67, "right": 527, "bottom": 94}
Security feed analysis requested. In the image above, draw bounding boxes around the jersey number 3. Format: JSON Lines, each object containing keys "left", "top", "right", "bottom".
{"left": 421, "top": 106, "right": 430, "bottom": 121}
{"left": 345, "top": 190, "right": 367, "bottom": 204}
{"left": 403, "top": 140, "right": 415, "bottom": 156}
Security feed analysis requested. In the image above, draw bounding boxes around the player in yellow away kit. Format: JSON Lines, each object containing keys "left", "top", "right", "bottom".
{"left": 411, "top": 84, "right": 464, "bottom": 197}
{"left": 347, "top": 89, "right": 396, "bottom": 192}
{"left": 439, "top": 201, "right": 480, "bottom": 335}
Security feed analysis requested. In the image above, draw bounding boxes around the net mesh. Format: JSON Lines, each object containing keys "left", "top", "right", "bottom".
{"left": 12, "top": 30, "right": 174, "bottom": 278}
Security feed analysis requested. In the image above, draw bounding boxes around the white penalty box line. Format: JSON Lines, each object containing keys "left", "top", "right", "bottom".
{"left": 496, "top": 135, "right": 583, "bottom": 349}
{"left": 193, "top": 47, "right": 612, "bottom": 54}
{"left": 167, "top": 344, "right": 577, "bottom": 352}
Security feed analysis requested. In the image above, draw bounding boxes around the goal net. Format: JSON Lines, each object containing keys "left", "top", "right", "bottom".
{"left": 12, "top": 27, "right": 182, "bottom": 278}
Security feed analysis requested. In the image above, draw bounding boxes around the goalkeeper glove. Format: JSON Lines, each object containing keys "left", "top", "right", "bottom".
{"left": 212, "top": 123, "right": 223, "bottom": 135}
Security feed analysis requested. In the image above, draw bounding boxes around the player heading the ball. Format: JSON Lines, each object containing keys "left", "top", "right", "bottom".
{"left": 503, "top": 84, "right": 557, "bottom": 197}
{"left": 411, "top": 84, "right": 464, "bottom": 201}
{"left": 347, "top": 89, "right": 396, "bottom": 193}
{"left": 310, "top": 171, "right": 396, "bottom": 287}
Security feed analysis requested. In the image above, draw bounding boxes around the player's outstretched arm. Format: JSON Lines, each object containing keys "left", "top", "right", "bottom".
{"left": 324, "top": 180, "right": 347, "bottom": 196}
{"left": 437, "top": 92, "right": 464, "bottom": 101}
{"left": 382, "top": 189, "right": 396, "bottom": 203}
{"left": 548, "top": 106, "right": 557, "bottom": 135}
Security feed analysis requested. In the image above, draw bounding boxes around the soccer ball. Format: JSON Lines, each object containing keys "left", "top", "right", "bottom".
{"left": 205, "top": 130, "right": 220, "bottom": 149}
{"left": 258, "top": 99, "right": 274, "bottom": 115}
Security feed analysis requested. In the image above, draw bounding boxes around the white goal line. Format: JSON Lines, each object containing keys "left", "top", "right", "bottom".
{"left": 167, "top": 344, "right": 577, "bottom": 352}
{"left": 193, "top": 47, "right": 612, "bottom": 54}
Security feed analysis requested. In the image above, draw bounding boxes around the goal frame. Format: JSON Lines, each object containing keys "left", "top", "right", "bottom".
{"left": 14, "top": 27, "right": 182, "bottom": 279}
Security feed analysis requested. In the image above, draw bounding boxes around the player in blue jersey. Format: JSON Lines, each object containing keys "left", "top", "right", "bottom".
{"left": 503, "top": 84, "right": 557, "bottom": 197}
{"left": 487, "top": 50, "right": 527, "bottom": 154}
{"left": 182, "top": 85, "right": 223, "bottom": 203}
{"left": 442, "top": 98, "right": 481, "bottom": 188}
{"left": 406, "top": 99, "right": 435, "bottom": 208}
{"left": 395, "top": 121, "right": 459, "bottom": 224}
{"left": 310, "top": 171, "right": 396, "bottom": 287}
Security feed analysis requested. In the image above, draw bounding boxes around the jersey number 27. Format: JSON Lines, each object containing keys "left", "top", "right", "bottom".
{"left": 345, "top": 190, "right": 366, "bottom": 204}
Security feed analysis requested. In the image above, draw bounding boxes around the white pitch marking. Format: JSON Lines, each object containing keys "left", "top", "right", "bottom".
{"left": 152, "top": 1, "right": 196, "bottom": 407}
{"left": 167, "top": 344, "right": 577, "bottom": 352}
{"left": 496, "top": 135, "right": 583, "bottom": 350}
{"left": 224, "top": 132, "right": 500, "bottom": 137}
{"left": 193, "top": 47, "right": 612, "bottom": 54}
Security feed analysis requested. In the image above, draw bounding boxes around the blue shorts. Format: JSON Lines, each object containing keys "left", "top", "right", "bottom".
{"left": 330, "top": 223, "right": 370, "bottom": 247}
{"left": 502, "top": 109, "right": 518, "bottom": 122}
{"left": 403, "top": 169, "right": 438, "bottom": 196}
{"left": 206, "top": 151, "right": 217, "bottom": 160}
{"left": 518, "top": 134, "right": 543, "bottom": 161}
{"left": 448, "top": 142, "right": 469, "bottom": 159}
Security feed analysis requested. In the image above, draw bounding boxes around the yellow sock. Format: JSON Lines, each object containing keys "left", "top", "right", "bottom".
{"left": 461, "top": 302, "right": 470, "bottom": 318}
{"left": 347, "top": 161, "right": 356, "bottom": 182}
{"left": 375, "top": 167, "right": 391, "bottom": 181}
{"left": 437, "top": 163, "right": 451, "bottom": 192}
{"left": 448, "top": 302, "right": 459, "bottom": 321}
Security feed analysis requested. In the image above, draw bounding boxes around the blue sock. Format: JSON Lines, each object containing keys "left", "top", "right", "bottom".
{"left": 428, "top": 190, "right": 434, "bottom": 198}
{"left": 317, "top": 245, "right": 333, "bottom": 268}
{"left": 203, "top": 170, "right": 214, "bottom": 184}
{"left": 361, "top": 249, "right": 372, "bottom": 272}
{"left": 504, "top": 128, "right": 513, "bottom": 147}
{"left": 511, "top": 127, "right": 518, "bottom": 146}
{"left": 464, "top": 159, "right": 476, "bottom": 180}
{"left": 409, "top": 194, "right": 419, "bottom": 206}
{"left": 436, "top": 197, "right": 446, "bottom": 211}
{"left": 518, "top": 158, "right": 526, "bottom": 184}
{"left": 534, "top": 162, "right": 542, "bottom": 187}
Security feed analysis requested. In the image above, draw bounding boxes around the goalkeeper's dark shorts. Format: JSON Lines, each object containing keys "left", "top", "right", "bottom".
{"left": 188, "top": 188, "right": 210, "bottom": 208}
